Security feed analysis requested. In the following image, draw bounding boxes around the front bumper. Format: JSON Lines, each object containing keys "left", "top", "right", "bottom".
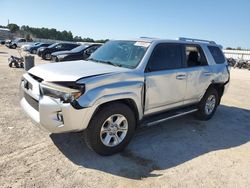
{"left": 20, "top": 73, "right": 95, "bottom": 133}
{"left": 51, "top": 56, "right": 59, "bottom": 62}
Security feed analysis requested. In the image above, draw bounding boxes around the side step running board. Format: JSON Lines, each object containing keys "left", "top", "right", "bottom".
{"left": 142, "top": 106, "right": 198, "bottom": 127}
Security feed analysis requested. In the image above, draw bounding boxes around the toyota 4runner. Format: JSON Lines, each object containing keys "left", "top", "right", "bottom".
{"left": 20, "top": 37, "right": 230, "bottom": 155}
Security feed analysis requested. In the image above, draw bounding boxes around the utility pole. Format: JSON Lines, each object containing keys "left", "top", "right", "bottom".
{"left": 7, "top": 19, "right": 9, "bottom": 26}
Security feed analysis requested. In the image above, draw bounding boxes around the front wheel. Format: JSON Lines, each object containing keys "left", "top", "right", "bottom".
{"left": 195, "top": 87, "right": 219, "bottom": 120}
{"left": 12, "top": 44, "right": 17, "bottom": 49}
{"left": 9, "top": 61, "right": 13, "bottom": 67}
{"left": 84, "top": 102, "right": 136, "bottom": 156}
{"left": 43, "top": 53, "right": 51, "bottom": 60}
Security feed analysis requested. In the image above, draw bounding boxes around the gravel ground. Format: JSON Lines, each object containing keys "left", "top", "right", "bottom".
{"left": 0, "top": 45, "right": 249, "bottom": 188}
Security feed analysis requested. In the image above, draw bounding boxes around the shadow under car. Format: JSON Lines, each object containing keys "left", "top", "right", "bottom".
{"left": 50, "top": 105, "right": 250, "bottom": 180}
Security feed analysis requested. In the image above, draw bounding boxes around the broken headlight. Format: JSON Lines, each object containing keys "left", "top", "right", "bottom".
{"left": 40, "top": 81, "right": 85, "bottom": 103}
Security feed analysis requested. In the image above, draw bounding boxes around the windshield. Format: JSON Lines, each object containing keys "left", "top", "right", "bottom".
{"left": 36, "top": 43, "right": 44, "bottom": 47}
{"left": 34, "top": 42, "right": 41, "bottom": 46}
{"left": 70, "top": 45, "right": 89, "bottom": 53}
{"left": 88, "top": 40, "right": 149, "bottom": 69}
{"left": 48, "top": 43, "right": 58, "bottom": 48}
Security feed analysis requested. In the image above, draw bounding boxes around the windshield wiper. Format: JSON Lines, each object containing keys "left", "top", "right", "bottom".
{"left": 101, "top": 60, "right": 121, "bottom": 67}
{"left": 87, "top": 58, "right": 120, "bottom": 67}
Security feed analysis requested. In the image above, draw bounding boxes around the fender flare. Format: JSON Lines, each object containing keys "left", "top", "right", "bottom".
{"left": 91, "top": 92, "right": 143, "bottom": 120}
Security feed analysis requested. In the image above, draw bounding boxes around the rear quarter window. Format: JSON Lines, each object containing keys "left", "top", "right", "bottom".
{"left": 208, "top": 46, "right": 225, "bottom": 64}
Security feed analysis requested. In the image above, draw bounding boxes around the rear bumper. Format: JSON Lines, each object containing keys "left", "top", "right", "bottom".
{"left": 223, "top": 66, "right": 231, "bottom": 94}
{"left": 224, "top": 80, "right": 230, "bottom": 94}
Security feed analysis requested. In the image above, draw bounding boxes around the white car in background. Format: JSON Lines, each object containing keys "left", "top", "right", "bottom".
{"left": 6, "top": 38, "right": 26, "bottom": 49}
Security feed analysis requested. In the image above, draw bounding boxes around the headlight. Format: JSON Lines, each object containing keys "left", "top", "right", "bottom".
{"left": 57, "top": 54, "right": 68, "bottom": 60}
{"left": 40, "top": 81, "right": 85, "bottom": 103}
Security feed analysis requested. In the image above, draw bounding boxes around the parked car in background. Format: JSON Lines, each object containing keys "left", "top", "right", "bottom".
{"left": 39, "top": 43, "right": 80, "bottom": 60}
{"left": 26, "top": 43, "right": 51, "bottom": 54}
{"left": 20, "top": 38, "right": 230, "bottom": 155}
{"left": 37, "top": 46, "right": 49, "bottom": 57}
{"left": 6, "top": 38, "right": 26, "bottom": 49}
{"left": 0, "top": 38, "right": 5, "bottom": 45}
{"left": 21, "top": 42, "right": 40, "bottom": 51}
{"left": 51, "top": 44, "right": 102, "bottom": 62}
{"left": 4, "top": 39, "right": 12, "bottom": 46}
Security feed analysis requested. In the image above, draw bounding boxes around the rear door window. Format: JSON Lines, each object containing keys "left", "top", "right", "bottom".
{"left": 208, "top": 46, "right": 225, "bottom": 64}
{"left": 185, "top": 45, "right": 208, "bottom": 67}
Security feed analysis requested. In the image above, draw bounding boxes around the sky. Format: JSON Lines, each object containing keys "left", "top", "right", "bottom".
{"left": 0, "top": 0, "right": 250, "bottom": 48}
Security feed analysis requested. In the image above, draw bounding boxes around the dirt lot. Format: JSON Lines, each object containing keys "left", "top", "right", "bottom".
{"left": 0, "top": 45, "right": 249, "bottom": 188}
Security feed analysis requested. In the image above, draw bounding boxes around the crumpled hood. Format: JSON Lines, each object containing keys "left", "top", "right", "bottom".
{"left": 28, "top": 60, "right": 127, "bottom": 82}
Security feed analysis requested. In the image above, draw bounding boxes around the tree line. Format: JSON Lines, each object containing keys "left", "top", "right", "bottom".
{"left": 0, "top": 23, "right": 108, "bottom": 43}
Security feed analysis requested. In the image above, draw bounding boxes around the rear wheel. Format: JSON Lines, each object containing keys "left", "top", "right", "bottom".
{"left": 195, "top": 87, "right": 219, "bottom": 120}
{"left": 32, "top": 49, "right": 37, "bottom": 54}
{"left": 14, "top": 61, "right": 20, "bottom": 68}
{"left": 84, "top": 102, "right": 136, "bottom": 156}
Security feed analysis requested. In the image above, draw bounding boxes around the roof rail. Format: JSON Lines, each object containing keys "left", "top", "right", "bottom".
{"left": 178, "top": 37, "right": 216, "bottom": 44}
{"left": 140, "top": 36, "right": 159, "bottom": 39}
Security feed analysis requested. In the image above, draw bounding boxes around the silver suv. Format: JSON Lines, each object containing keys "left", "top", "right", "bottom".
{"left": 20, "top": 37, "right": 230, "bottom": 155}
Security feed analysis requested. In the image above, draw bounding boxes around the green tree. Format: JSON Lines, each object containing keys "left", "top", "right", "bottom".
{"left": 7, "top": 23, "right": 20, "bottom": 33}
{"left": 25, "top": 33, "right": 32, "bottom": 41}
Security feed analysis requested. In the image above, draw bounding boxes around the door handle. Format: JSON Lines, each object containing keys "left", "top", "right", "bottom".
{"left": 176, "top": 74, "right": 187, "bottom": 80}
{"left": 203, "top": 72, "right": 212, "bottom": 76}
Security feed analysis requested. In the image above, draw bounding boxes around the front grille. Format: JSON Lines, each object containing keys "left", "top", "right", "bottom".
{"left": 51, "top": 56, "right": 57, "bottom": 62}
{"left": 24, "top": 92, "right": 39, "bottom": 111}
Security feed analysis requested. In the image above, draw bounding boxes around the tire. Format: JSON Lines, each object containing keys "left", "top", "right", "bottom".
{"left": 9, "top": 62, "right": 13, "bottom": 67}
{"left": 84, "top": 102, "right": 136, "bottom": 156}
{"left": 14, "top": 61, "right": 20, "bottom": 68}
{"left": 195, "top": 87, "right": 219, "bottom": 120}
{"left": 12, "top": 44, "right": 17, "bottom": 49}
{"left": 42, "top": 53, "right": 51, "bottom": 60}
{"left": 32, "top": 49, "right": 37, "bottom": 54}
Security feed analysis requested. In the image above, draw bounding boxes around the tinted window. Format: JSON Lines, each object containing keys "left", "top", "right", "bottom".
{"left": 64, "top": 43, "right": 78, "bottom": 49}
{"left": 208, "top": 46, "right": 225, "bottom": 64}
{"left": 48, "top": 43, "right": 58, "bottom": 48}
{"left": 68, "top": 44, "right": 75, "bottom": 48}
{"left": 147, "top": 43, "right": 183, "bottom": 71}
{"left": 71, "top": 45, "right": 88, "bottom": 52}
{"left": 87, "top": 45, "right": 99, "bottom": 53}
{"left": 185, "top": 45, "right": 208, "bottom": 67}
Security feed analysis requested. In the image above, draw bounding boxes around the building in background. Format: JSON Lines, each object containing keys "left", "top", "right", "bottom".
{"left": 0, "top": 28, "right": 12, "bottom": 40}
{"left": 223, "top": 49, "right": 250, "bottom": 61}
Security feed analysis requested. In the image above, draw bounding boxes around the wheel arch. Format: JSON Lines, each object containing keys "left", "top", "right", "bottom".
{"left": 91, "top": 98, "right": 141, "bottom": 128}
{"left": 207, "top": 83, "right": 225, "bottom": 104}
